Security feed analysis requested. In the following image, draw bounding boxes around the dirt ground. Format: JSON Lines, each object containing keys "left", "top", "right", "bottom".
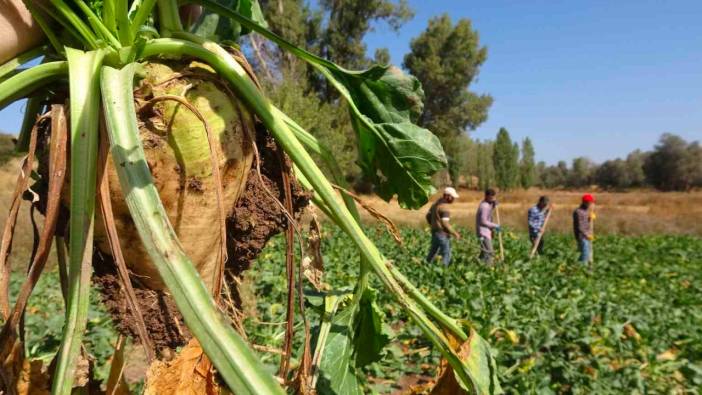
{"left": 355, "top": 188, "right": 702, "bottom": 237}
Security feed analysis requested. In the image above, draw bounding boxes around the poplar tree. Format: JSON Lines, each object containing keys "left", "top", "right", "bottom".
{"left": 520, "top": 137, "right": 536, "bottom": 188}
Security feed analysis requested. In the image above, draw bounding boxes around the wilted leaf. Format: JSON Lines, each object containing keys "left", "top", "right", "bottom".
{"left": 303, "top": 256, "right": 325, "bottom": 292}
{"left": 303, "top": 217, "right": 326, "bottom": 291}
{"left": 145, "top": 339, "right": 220, "bottom": 395}
{"left": 189, "top": 1, "right": 448, "bottom": 208}
{"left": 429, "top": 327, "right": 502, "bottom": 395}
{"left": 325, "top": 66, "right": 447, "bottom": 209}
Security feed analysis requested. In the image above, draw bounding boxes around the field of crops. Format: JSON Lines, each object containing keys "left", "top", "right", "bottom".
{"left": 246, "top": 227, "right": 702, "bottom": 394}
{"left": 10, "top": 226, "right": 702, "bottom": 393}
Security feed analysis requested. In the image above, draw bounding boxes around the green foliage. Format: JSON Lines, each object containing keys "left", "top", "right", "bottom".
{"left": 537, "top": 160, "right": 568, "bottom": 189}
{"left": 493, "top": 128, "right": 519, "bottom": 190}
{"left": 624, "top": 150, "right": 648, "bottom": 187}
{"left": 520, "top": 137, "right": 536, "bottom": 189}
{"left": 353, "top": 288, "right": 393, "bottom": 367}
{"left": 568, "top": 156, "right": 594, "bottom": 188}
{"left": 317, "top": 302, "right": 364, "bottom": 395}
{"left": 403, "top": 14, "right": 492, "bottom": 137}
{"left": 6, "top": 267, "right": 118, "bottom": 383}
{"left": 595, "top": 159, "right": 631, "bottom": 190}
{"left": 644, "top": 133, "right": 702, "bottom": 191}
{"left": 263, "top": 78, "right": 357, "bottom": 180}
{"left": 403, "top": 14, "right": 492, "bottom": 186}
{"left": 459, "top": 326, "right": 502, "bottom": 394}
{"left": 191, "top": 0, "right": 269, "bottom": 41}
{"left": 14, "top": 229, "right": 702, "bottom": 393}
{"left": 316, "top": 63, "right": 448, "bottom": 208}
{"left": 373, "top": 48, "right": 391, "bottom": 65}
{"left": 246, "top": 227, "right": 702, "bottom": 393}
{"left": 316, "top": 0, "right": 413, "bottom": 71}
{"left": 476, "top": 140, "right": 495, "bottom": 190}
{"left": 443, "top": 134, "right": 472, "bottom": 187}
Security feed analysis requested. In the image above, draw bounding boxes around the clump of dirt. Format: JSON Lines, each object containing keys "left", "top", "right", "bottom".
{"left": 226, "top": 123, "right": 309, "bottom": 276}
{"left": 92, "top": 252, "right": 189, "bottom": 351}
{"left": 91, "top": 124, "right": 309, "bottom": 350}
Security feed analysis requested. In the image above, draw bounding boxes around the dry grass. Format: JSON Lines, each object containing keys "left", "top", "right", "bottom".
{"left": 355, "top": 188, "right": 702, "bottom": 236}
{"left": 3, "top": 158, "right": 701, "bottom": 270}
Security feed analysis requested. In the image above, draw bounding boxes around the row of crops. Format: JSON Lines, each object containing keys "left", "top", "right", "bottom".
{"left": 248, "top": 227, "right": 702, "bottom": 394}
{"left": 10, "top": 227, "right": 702, "bottom": 393}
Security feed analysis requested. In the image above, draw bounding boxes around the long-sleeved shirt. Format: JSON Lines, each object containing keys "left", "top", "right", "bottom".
{"left": 527, "top": 206, "right": 547, "bottom": 237}
{"left": 475, "top": 201, "right": 498, "bottom": 239}
{"left": 573, "top": 206, "right": 592, "bottom": 240}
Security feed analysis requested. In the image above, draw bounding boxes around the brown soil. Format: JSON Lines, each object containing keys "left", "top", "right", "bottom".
{"left": 91, "top": 124, "right": 309, "bottom": 350}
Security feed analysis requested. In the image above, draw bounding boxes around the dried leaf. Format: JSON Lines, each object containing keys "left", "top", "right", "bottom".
{"left": 428, "top": 328, "right": 502, "bottom": 395}
{"left": 73, "top": 353, "right": 91, "bottom": 389}
{"left": 302, "top": 257, "right": 325, "bottom": 292}
{"left": 145, "top": 339, "right": 220, "bottom": 395}
{"left": 16, "top": 359, "right": 50, "bottom": 395}
{"left": 332, "top": 185, "right": 403, "bottom": 245}
{"left": 622, "top": 323, "right": 641, "bottom": 342}
{"left": 303, "top": 217, "right": 326, "bottom": 291}
{"left": 656, "top": 348, "right": 678, "bottom": 362}
{"left": 1, "top": 338, "right": 50, "bottom": 395}
{"left": 105, "top": 336, "right": 129, "bottom": 395}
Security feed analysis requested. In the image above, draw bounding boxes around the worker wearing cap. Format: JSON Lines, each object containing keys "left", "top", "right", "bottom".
{"left": 425, "top": 187, "right": 461, "bottom": 266}
{"left": 573, "top": 194, "right": 595, "bottom": 263}
{"left": 475, "top": 189, "right": 501, "bottom": 265}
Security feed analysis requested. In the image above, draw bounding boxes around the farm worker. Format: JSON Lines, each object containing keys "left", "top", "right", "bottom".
{"left": 425, "top": 187, "right": 461, "bottom": 266}
{"left": 573, "top": 194, "right": 595, "bottom": 263}
{"left": 528, "top": 196, "right": 550, "bottom": 254}
{"left": 475, "top": 189, "right": 501, "bottom": 265}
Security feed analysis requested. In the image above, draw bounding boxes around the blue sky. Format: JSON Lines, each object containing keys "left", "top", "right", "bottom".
{"left": 1, "top": 1, "right": 700, "bottom": 164}
{"left": 363, "top": 0, "right": 702, "bottom": 164}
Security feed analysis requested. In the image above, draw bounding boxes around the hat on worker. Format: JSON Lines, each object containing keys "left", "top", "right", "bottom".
{"left": 582, "top": 193, "right": 595, "bottom": 203}
{"left": 444, "top": 187, "right": 459, "bottom": 199}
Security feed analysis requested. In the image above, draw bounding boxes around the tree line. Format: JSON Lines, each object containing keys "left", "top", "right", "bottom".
{"left": 459, "top": 130, "right": 702, "bottom": 191}
{"left": 245, "top": 1, "right": 699, "bottom": 194}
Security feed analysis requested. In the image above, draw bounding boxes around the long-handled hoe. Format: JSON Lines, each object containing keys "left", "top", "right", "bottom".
{"left": 529, "top": 205, "right": 553, "bottom": 259}
{"left": 495, "top": 205, "right": 505, "bottom": 262}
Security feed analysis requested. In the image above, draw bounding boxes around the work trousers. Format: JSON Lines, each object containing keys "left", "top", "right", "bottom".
{"left": 426, "top": 232, "right": 452, "bottom": 266}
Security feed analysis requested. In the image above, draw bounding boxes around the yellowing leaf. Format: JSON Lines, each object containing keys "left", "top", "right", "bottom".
{"left": 623, "top": 323, "right": 641, "bottom": 342}
{"left": 656, "top": 348, "right": 678, "bottom": 362}
{"left": 16, "top": 359, "right": 50, "bottom": 395}
{"left": 518, "top": 357, "right": 536, "bottom": 374}
{"left": 505, "top": 330, "right": 519, "bottom": 345}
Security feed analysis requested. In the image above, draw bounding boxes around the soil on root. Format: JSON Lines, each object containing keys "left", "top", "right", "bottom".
{"left": 91, "top": 124, "right": 309, "bottom": 350}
